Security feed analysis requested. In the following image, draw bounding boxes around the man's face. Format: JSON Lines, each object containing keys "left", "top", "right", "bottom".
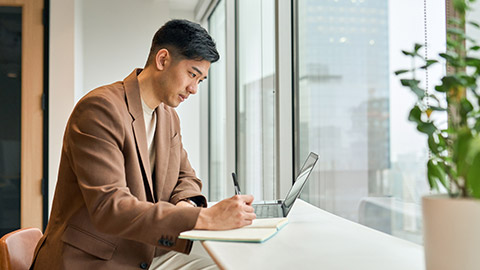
{"left": 157, "top": 57, "right": 210, "bottom": 108}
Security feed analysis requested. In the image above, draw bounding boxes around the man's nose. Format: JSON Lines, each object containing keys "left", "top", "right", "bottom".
{"left": 187, "top": 83, "right": 198, "bottom": 95}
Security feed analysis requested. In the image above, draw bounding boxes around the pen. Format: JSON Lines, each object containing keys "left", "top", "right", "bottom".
{"left": 231, "top": 172, "right": 241, "bottom": 195}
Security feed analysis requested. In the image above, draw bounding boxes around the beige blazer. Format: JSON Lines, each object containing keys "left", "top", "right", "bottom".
{"left": 32, "top": 69, "right": 207, "bottom": 270}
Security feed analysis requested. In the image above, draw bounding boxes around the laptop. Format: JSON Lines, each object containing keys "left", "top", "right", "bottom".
{"left": 252, "top": 152, "right": 319, "bottom": 219}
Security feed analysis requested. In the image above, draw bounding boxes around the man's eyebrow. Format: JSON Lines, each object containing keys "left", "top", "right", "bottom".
{"left": 192, "top": 66, "right": 207, "bottom": 79}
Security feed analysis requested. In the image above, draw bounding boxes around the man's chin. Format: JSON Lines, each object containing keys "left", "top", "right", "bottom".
{"left": 165, "top": 101, "right": 180, "bottom": 108}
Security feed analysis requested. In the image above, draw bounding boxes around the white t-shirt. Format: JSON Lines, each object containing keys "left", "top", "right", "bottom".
{"left": 141, "top": 98, "right": 157, "bottom": 175}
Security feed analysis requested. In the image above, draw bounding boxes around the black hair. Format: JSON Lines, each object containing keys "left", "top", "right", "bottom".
{"left": 145, "top": 19, "right": 219, "bottom": 66}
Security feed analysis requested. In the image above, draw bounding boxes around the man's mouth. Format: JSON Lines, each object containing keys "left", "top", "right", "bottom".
{"left": 179, "top": 94, "right": 187, "bottom": 102}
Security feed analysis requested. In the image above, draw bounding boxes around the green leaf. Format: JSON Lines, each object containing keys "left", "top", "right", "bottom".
{"left": 428, "top": 159, "right": 448, "bottom": 191}
{"left": 447, "top": 27, "right": 465, "bottom": 36}
{"left": 460, "top": 98, "right": 474, "bottom": 115}
{"left": 400, "top": 79, "right": 418, "bottom": 87}
{"left": 394, "top": 69, "right": 410, "bottom": 75}
{"left": 427, "top": 94, "right": 441, "bottom": 103}
{"left": 408, "top": 106, "right": 422, "bottom": 124}
{"left": 465, "top": 136, "right": 480, "bottom": 198}
{"left": 465, "top": 57, "right": 480, "bottom": 67}
{"left": 474, "top": 88, "right": 480, "bottom": 98}
{"left": 427, "top": 160, "right": 440, "bottom": 191}
{"left": 420, "top": 60, "right": 439, "bottom": 69}
{"left": 401, "top": 44, "right": 423, "bottom": 58}
{"left": 441, "top": 75, "right": 462, "bottom": 90}
{"left": 418, "top": 122, "right": 436, "bottom": 135}
{"left": 468, "top": 21, "right": 480, "bottom": 29}
{"left": 470, "top": 45, "right": 480, "bottom": 51}
{"left": 447, "top": 39, "right": 461, "bottom": 49}
{"left": 455, "top": 128, "right": 473, "bottom": 177}
{"left": 402, "top": 50, "right": 415, "bottom": 57}
{"left": 401, "top": 79, "right": 425, "bottom": 99}
{"left": 414, "top": 43, "right": 423, "bottom": 53}
{"left": 439, "top": 52, "right": 459, "bottom": 63}
{"left": 437, "top": 132, "right": 447, "bottom": 149}
{"left": 453, "top": 0, "right": 468, "bottom": 15}
{"left": 466, "top": 36, "right": 476, "bottom": 43}
{"left": 448, "top": 17, "right": 462, "bottom": 26}
{"left": 475, "top": 119, "right": 480, "bottom": 132}
{"left": 435, "top": 85, "right": 448, "bottom": 93}
{"left": 429, "top": 105, "right": 447, "bottom": 111}
{"left": 461, "top": 74, "right": 478, "bottom": 88}
{"left": 436, "top": 162, "right": 450, "bottom": 191}
{"left": 466, "top": 134, "right": 480, "bottom": 163}
{"left": 467, "top": 154, "right": 480, "bottom": 198}
{"left": 428, "top": 134, "right": 440, "bottom": 155}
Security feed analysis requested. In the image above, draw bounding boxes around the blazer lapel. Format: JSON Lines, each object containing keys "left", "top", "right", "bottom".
{"left": 124, "top": 69, "right": 155, "bottom": 201}
{"left": 154, "top": 103, "right": 171, "bottom": 201}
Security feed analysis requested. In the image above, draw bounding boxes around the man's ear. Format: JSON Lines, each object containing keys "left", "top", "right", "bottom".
{"left": 155, "top": 49, "right": 169, "bottom": 71}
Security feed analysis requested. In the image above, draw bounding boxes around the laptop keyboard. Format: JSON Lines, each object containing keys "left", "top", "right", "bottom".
{"left": 254, "top": 204, "right": 281, "bottom": 218}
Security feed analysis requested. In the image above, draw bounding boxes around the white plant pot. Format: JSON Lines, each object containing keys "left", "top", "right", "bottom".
{"left": 422, "top": 194, "right": 480, "bottom": 270}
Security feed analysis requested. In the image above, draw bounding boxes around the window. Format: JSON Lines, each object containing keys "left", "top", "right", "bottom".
{"left": 208, "top": 0, "right": 227, "bottom": 201}
{"left": 294, "top": 0, "right": 446, "bottom": 244}
{"left": 208, "top": 0, "right": 280, "bottom": 201}
{"left": 237, "top": 0, "right": 276, "bottom": 200}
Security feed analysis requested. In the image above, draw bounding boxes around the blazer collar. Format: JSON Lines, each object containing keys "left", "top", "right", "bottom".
{"left": 124, "top": 69, "right": 144, "bottom": 121}
{"left": 124, "top": 69, "right": 155, "bottom": 201}
{"left": 153, "top": 103, "right": 171, "bottom": 201}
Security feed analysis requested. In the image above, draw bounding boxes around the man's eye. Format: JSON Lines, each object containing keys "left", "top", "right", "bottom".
{"left": 190, "top": 72, "right": 197, "bottom": 78}
{"left": 198, "top": 80, "right": 203, "bottom": 84}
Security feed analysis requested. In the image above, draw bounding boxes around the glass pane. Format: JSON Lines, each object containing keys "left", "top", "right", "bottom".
{"left": 0, "top": 6, "right": 22, "bottom": 235}
{"left": 237, "top": 0, "right": 276, "bottom": 200}
{"left": 467, "top": 2, "right": 480, "bottom": 65}
{"left": 208, "top": 0, "right": 227, "bottom": 201}
{"left": 296, "top": 0, "right": 445, "bottom": 244}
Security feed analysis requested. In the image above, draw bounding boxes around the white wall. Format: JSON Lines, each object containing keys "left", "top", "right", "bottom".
{"left": 78, "top": 0, "right": 170, "bottom": 98}
{"left": 49, "top": 0, "right": 76, "bottom": 210}
{"left": 49, "top": 0, "right": 206, "bottom": 212}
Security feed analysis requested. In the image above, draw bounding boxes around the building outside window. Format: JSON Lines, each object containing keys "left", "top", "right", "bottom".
{"left": 295, "top": 0, "right": 446, "bottom": 244}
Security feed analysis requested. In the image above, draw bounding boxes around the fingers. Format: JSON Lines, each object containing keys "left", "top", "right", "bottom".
{"left": 201, "top": 195, "right": 257, "bottom": 230}
{"left": 231, "top": 196, "right": 256, "bottom": 225}
{"left": 235, "top": 195, "right": 256, "bottom": 221}
{"left": 232, "top": 194, "right": 255, "bottom": 205}
{"left": 241, "top": 194, "right": 254, "bottom": 205}
{"left": 244, "top": 211, "right": 256, "bottom": 221}
{"left": 243, "top": 204, "right": 255, "bottom": 213}
{"left": 242, "top": 204, "right": 256, "bottom": 221}
{"left": 236, "top": 211, "right": 256, "bottom": 228}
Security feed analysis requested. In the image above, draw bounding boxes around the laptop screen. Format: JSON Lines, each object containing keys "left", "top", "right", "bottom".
{"left": 282, "top": 152, "right": 318, "bottom": 216}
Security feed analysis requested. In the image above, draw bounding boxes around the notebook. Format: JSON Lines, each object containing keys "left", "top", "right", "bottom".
{"left": 252, "top": 152, "right": 319, "bottom": 218}
{"left": 179, "top": 217, "right": 288, "bottom": 243}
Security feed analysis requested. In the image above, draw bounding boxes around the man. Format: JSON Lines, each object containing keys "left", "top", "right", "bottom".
{"left": 32, "top": 19, "right": 256, "bottom": 270}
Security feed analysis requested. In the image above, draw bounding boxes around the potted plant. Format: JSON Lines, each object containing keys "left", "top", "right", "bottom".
{"left": 396, "top": 0, "right": 480, "bottom": 269}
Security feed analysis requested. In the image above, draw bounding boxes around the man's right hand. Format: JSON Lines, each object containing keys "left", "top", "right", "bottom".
{"left": 194, "top": 195, "right": 256, "bottom": 230}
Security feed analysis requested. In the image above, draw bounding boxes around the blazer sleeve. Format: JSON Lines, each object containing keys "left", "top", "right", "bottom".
{"left": 64, "top": 93, "right": 200, "bottom": 252}
{"left": 168, "top": 109, "right": 208, "bottom": 207}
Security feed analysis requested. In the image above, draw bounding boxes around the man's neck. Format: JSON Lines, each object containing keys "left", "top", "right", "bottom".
{"left": 138, "top": 68, "right": 160, "bottom": 110}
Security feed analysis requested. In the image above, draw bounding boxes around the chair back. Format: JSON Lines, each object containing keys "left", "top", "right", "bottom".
{"left": 0, "top": 228, "right": 43, "bottom": 270}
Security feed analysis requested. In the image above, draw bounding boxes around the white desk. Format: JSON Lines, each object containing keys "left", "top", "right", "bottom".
{"left": 201, "top": 200, "right": 424, "bottom": 270}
